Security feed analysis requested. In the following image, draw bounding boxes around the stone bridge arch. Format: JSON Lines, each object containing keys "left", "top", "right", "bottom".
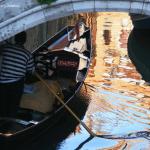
{"left": 0, "top": 0, "right": 149, "bottom": 42}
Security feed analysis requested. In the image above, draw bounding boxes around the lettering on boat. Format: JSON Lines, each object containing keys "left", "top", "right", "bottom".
{"left": 57, "top": 60, "right": 78, "bottom": 68}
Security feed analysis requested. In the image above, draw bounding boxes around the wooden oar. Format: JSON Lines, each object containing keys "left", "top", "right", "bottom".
{"left": 35, "top": 72, "right": 96, "bottom": 137}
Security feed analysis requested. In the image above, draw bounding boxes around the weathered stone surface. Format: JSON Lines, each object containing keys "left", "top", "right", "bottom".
{"left": 0, "top": 0, "right": 149, "bottom": 42}
{"left": 0, "top": 0, "right": 38, "bottom": 23}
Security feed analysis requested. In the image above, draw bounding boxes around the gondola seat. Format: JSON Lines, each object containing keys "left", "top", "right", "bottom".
{"left": 20, "top": 80, "right": 64, "bottom": 113}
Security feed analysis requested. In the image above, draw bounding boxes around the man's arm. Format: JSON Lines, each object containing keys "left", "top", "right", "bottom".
{"left": 27, "top": 54, "right": 35, "bottom": 74}
{"left": 25, "top": 54, "right": 36, "bottom": 83}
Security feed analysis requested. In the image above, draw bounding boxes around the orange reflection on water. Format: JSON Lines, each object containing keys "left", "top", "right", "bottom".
{"left": 86, "top": 12, "right": 150, "bottom": 93}
{"left": 84, "top": 12, "right": 150, "bottom": 149}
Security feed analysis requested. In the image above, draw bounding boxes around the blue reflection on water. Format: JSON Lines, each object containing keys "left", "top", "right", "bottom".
{"left": 91, "top": 89, "right": 150, "bottom": 135}
{"left": 58, "top": 87, "right": 150, "bottom": 150}
{"left": 58, "top": 126, "right": 122, "bottom": 150}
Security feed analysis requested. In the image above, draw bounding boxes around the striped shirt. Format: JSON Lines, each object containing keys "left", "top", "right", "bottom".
{"left": 0, "top": 44, "right": 34, "bottom": 83}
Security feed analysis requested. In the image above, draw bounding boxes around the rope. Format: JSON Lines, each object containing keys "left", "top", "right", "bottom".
{"left": 71, "top": 0, "right": 75, "bottom": 16}
{"left": 129, "top": 0, "right": 132, "bottom": 13}
{"left": 94, "top": 0, "right": 96, "bottom": 13}
{"left": 83, "top": 81, "right": 88, "bottom": 93}
{"left": 141, "top": 0, "right": 147, "bottom": 14}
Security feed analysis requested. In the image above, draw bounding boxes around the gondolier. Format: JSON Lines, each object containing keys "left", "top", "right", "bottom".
{"left": 0, "top": 31, "right": 34, "bottom": 117}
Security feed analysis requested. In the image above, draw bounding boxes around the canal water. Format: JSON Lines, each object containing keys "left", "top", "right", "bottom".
{"left": 56, "top": 13, "right": 150, "bottom": 150}
{"left": 23, "top": 13, "right": 150, "bottom": 150}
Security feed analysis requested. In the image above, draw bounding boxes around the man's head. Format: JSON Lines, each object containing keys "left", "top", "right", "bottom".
{"left": 14, "top": 31, "right": 27, "bottom": 45}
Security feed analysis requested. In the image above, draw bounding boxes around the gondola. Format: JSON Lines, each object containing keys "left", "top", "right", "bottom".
{"left": 128, "top": 28, "right": 150, "bottom": 82}
{"left": 0, "top": 22, "right": 92, "bottom": 147}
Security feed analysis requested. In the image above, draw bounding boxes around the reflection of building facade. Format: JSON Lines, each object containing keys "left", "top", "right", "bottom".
{"left": 79, "top": 13, "right": 97, "bottom": 78}
{"left": 119, "top": 29, "right": 130, "bottom": 48}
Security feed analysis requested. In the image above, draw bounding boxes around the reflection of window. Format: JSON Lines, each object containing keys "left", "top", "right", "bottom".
{"left": 119, "top": 29, "right": 129, "bottom": 48}
{"left": 103, "top": 30, "right": 111, "bottom": 45}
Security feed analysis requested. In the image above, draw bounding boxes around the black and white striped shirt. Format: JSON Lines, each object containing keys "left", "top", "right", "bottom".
{"left": 0, "top": 44, "right": 34, "bottom": 83}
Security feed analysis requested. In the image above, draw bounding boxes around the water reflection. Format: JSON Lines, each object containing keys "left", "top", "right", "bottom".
{"left": 103, "top": 30, "right": 111, "bottom": 45}
{"left": 59, "top": 12, "right": 150, "bottom": 149}
{"left": 119, "top": 29, "right": 129, "bottom": 48}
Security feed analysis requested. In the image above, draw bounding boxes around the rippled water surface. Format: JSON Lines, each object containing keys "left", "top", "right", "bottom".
{"left": 58, "top": 13, "right": 150, "bottom": 150}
